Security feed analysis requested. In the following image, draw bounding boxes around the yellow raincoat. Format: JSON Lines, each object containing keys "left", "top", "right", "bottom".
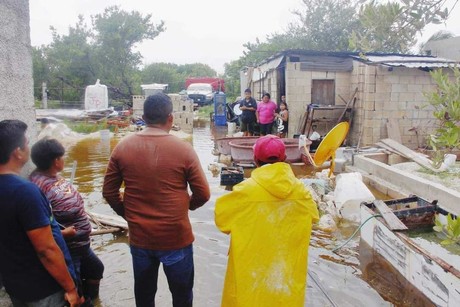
{"left": 215, "top": 162, "right": 319, "bottom": 307}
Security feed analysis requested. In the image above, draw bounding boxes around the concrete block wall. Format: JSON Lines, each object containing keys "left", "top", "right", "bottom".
{"left": 0, "top": 0, "right": 37, "bottom": 174}
{"left": 285, "top": 63, "right": 354, "bottom": 137}
{"left": 172, "top": 112, "right": 193, "bottom": 133}
{"left": 252, "top": 71, "right": 280, "bottom": 101}
{"left": 286, "top": 62, "right": 311, "bottom": 136}
{"left": 169, "top": 94, "right": 194, "bottom": 113}
{"left": 132, "top": 94, "right": 194, "bottom": 133}
{"left": 353, "top": 63, "right": 442, "bottom": 148}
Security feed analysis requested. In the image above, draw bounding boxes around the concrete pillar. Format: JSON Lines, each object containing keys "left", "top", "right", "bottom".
{"left": 0, "top": 0, "right": 37, "bottom": 173}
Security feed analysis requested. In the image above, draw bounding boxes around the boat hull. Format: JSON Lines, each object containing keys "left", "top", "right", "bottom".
{"left": 360, "top": 205, "right": 460, "bottom": 307}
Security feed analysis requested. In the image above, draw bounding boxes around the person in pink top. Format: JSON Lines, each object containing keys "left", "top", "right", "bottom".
{"left": 256, "top": 93, "right": 277, "bottom": 135}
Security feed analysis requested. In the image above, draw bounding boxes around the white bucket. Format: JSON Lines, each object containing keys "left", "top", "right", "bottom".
{"left": 227, "top": 122, "right": 236, "bottom": 135}
{"left": 100, "top": 129, "right": 110, "bottom": 141}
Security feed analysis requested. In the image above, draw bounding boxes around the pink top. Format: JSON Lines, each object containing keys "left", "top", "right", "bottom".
{"left": 257, "top": 100, "right": 277, "bottom": 124}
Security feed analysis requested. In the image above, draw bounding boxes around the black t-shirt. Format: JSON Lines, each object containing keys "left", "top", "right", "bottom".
{"left": 239, "top": 97, "right": 257, "bottom": 123}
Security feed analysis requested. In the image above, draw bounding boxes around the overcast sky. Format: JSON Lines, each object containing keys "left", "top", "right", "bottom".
{"left": 29, "top": 0, "right": 460, "bottom": 74}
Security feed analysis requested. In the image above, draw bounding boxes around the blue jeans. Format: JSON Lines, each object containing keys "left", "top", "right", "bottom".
{"left": 130, "top": 244, "right": 194, "bottom": 307}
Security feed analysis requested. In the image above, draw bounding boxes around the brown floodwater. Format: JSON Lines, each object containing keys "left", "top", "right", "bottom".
{"left": 57, "top": 119, "right": 431, "bottom": 307}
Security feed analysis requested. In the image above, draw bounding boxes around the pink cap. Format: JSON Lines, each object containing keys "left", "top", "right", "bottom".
{"left": 253, "top": 135, "right": 286, "bottom": 163}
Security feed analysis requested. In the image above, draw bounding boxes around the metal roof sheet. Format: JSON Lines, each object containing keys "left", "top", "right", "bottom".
{"left": 349, "top": 55, "right": 458, "bottom": 68}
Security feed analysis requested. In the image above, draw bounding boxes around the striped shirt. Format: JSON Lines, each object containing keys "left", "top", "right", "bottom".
{"left": 30, "top": 171, "right": 92, "bottom": 250}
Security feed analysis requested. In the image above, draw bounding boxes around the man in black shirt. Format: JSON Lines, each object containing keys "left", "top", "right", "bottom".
{"left": 239, "top": 89, "right": 258, "bottom": 136}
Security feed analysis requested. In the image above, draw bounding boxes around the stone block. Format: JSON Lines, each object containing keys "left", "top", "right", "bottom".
{"left": 173, "top": 111, "right": 194, "bottom": 133}
{"left": 399, "top": 92, "right": 415, "bottom": 102}
{"left": 375, "top": 82, "right": 392, "bottom": 93}
{"left": 399, "top": 75, "right": 416, "bottom": 84}
{"left": 374, "top": 93, "right": 391, "bottom": 102}
{"left": 392, "top": 84, "right": 408, "bottom": 93}
{"left": 311, "top": 71, "right": 328, "bottom": 79}
{"left": 383, "top": 75, "right": 400, "bottom": 84}
{"left": 132, "top": 95, "right": 145, "bottom": 112}
{"left": 390, "top": 92, "right": 399, "bottom": 102}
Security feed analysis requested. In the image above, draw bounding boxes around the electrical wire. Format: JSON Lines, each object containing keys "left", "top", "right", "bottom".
{"left": 331, "top": 214, "right": 382, "bottom": 253}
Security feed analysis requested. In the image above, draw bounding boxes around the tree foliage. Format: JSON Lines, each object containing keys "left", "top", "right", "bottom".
{"left": 91, "top": 6, "right": 165, "bottom": 99}
{"left": 140, "top": 62, "right": 217, "bottom": 93}
{"left": 33, "top": 6, "right": 164, "bottom": 105}
{"left": 350, "top": 0, "right": 450, "bottom": 53}
{"left": 424, "top": 67, "right": 460, "bottom": 164}
{"left": 289, "top": 0, "right": 361, "bottom": 51}
{"left": 223, "top": 0, "right": 454, "bottom": 94}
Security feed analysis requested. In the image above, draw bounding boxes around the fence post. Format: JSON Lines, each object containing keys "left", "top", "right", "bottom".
{"left": 42, "top": 82, "right": 47, "bottom": 109}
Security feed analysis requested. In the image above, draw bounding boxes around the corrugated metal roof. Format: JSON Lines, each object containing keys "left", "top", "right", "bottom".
{"left": 252, "top": 50, "right": 459, "bottom": 70}
{"left": 350, "top": 55, "right": 458, "bottom": 68}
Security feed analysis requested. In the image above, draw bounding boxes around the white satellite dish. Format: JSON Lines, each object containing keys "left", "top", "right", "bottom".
{"left": 233, "top": 104, "right": 242, "bottom": 116}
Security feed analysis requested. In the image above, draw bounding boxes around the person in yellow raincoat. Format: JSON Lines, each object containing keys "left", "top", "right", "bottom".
{"left": 215, "top": 135, "right": 319, "bottom": 307}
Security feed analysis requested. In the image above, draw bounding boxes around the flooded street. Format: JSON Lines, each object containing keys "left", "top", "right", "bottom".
{"left": 58, "top": 119, "right": 420, "bottom": 307}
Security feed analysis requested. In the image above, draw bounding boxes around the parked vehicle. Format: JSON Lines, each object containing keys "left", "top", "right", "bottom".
{"left": 185, "top": 77, "right": 225, "bottom": 106}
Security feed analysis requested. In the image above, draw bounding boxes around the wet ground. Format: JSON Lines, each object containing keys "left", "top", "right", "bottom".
{"left": 1, "top": 119, "right": 437, "bottom": 306}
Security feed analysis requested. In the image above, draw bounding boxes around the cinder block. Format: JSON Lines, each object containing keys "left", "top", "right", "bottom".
{"left": 398, "top": 75, "right": 411, "bottom": 84}
{"left": 132, "top": 95, "right": 145, "bottom": 113}
{"left": 173, "top": 111, "right": 194, "bottom": 133}
{"left": 383, "top": 75, "right": 400, "bottom": 83}
{"left": 375, "top": 83, "right": 392, "bottom": 93}
{"left": 407, "top": 84, "right": 423, "bottom": 93}
{"left": 392, "top": 84, "right": 408, "bottom": 93}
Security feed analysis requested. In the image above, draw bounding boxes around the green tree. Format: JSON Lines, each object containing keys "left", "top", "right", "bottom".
{"left": 177, "top": 63, "right": 217, "bottom": 78}
{"left": 289, "top": 0, "right": 360, "bottom": 51}
{"left": 44, "top": 16, "right": 94, "bottom": 103}
{"left": 32, "top": 46, "right": 49, "bottom": 100}
{"left": 140, "top": 63, "right": 217, "bottom": 93}
{"left": 350, "top": 0, "right": 450, "bottom": 53}
{"left": 141, "top": 63, "right": 183, "bottom": 92}
{"left": 91, "top": 6, "right": 165, "bottom": 100}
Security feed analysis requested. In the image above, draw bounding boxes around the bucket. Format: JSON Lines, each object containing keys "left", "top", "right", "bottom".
{"left": 100, "top": 129, "right": 110, "bottom": 141}
{"left": 227, "top": 122, "right": 236, "bottom": 135}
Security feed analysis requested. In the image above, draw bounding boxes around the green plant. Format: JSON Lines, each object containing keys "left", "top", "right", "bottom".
{"left": 197, "top": 105, "right": 214, "bottom": 119}
{"left": 64, "top": 119, "right": 111, "bottom": 134}
{"left": 433, "top": 213, "right": 460, "bottom": 245}
{"left": 425, "top": 67, "right": 460, "bottom": 166}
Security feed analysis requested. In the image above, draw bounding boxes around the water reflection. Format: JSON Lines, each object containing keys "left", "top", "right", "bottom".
{"left": 58, "top": 121, "right": 428, "bottom": 307}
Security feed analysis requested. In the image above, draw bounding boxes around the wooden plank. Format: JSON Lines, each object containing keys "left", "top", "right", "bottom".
{"left": 90, "top": 227, "right": 123, "bottom": 236}
{"left": 380, "top": 138, "right": 442, "bottom": 173}
{"left": 373, "top": 200, "right": 408, "bottom": 231}
{"left": 88, "top": 212, "right": 128, "bottom": 230}
{"left": 386, "top": 118, "right": 402, "bottom": 143}
{"left": 375, "top": 142, "right": 403, "bottom": 155}
{"left": 336, "top": 87, "right": 358, "bottom": 125}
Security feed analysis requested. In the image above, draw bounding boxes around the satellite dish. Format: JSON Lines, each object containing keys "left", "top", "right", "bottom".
{"left": 233, "top": 104, "right": 242, "bottom": 116}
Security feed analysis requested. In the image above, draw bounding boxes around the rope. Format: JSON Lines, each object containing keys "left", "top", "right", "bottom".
{"left": 331, "top": 214, "right": 382, "bottom": 253}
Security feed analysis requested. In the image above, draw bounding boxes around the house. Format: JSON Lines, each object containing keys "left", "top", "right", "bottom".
{"left": 423, "top": 36, "right": 460, "bottom": 61}
{"left": 241, "top": 50, "right": 458, "bottom": 148}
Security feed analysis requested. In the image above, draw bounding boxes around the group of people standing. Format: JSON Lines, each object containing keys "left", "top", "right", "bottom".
{"left": 0, "top": 92, "right": 317, "bottom": 307}
{"left": 238, "top": 88, "right": 289, "bottom": 138}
